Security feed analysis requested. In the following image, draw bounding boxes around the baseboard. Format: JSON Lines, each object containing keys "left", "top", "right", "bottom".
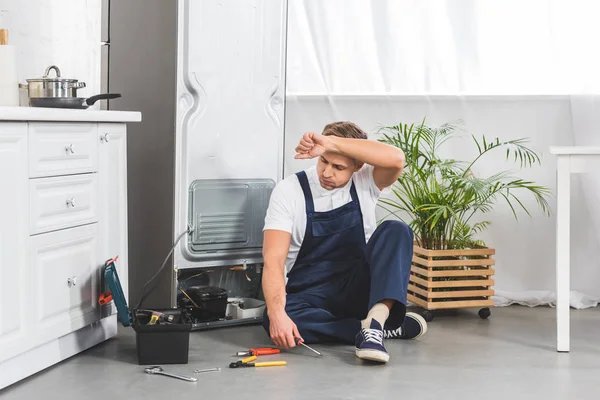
{"left": 0, "top": 315, "right": 117, "bottom": 391}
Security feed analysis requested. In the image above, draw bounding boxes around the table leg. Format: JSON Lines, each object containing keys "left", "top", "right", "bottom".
{"left": 556, "top": 155, "right": 570, "bottom": 352}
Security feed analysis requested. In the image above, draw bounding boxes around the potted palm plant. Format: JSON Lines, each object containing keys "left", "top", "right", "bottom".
{"left": 376, "top": 120, "right": 551, "bottom": 321}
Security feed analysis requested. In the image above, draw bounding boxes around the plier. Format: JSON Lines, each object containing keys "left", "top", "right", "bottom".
{"left": 235, "top": 347, "right": 280, "bottom": 357}
{"left": 229, "top": 355, "right": 286, "bottom": 368}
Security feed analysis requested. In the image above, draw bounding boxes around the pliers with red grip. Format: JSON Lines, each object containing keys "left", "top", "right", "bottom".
{"left": 235, "top": 347, "right": 281, "bottom": 357}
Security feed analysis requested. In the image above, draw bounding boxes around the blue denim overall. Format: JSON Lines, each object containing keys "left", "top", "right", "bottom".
{"left": 263, "top": 171, "right": 413, "bottom": 344}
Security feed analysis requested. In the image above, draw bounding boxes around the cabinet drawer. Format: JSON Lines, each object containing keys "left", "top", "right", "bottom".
{"left": 30, "top": 224, "right": 100, "bottom": 343}
{"left": 30, "top": 174, "right": 99, "bottom": 235}
{"left": 29, "top": 123, "right": 98, "bottom": 178}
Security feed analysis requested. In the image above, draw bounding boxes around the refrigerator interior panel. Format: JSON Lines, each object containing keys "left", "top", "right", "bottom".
{"left": 174, "top": 0, "right": 288, "bottom": 268}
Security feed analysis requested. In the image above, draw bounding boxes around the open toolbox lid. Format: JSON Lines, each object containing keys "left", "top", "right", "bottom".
{"left": 99, "top": 256, "right": 133, "bottom": 327}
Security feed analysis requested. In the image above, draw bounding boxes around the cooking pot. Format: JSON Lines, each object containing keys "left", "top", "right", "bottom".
{"left": 20, "top": 65, "right": 86, "bottom": 99}
{"left": 19, "top": 65, "right": 121, "bottom": 109}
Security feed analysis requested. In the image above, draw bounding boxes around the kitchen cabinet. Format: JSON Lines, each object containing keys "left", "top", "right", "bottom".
{"left": 98, "top": 123, "right": 129, "bottom": 314}
{"left": 0, "top": 107, "right": 141, "bottom": 390}
{"left": 0, "top": 123, "right": 29, "bottom": 365}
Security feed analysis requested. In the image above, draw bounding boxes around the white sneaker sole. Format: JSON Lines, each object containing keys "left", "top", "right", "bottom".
{"left": 406, "top": 312, "right": 428, "bottom": 339}
{"left": 355, "top": 348, "right": 390, "bottom": 363}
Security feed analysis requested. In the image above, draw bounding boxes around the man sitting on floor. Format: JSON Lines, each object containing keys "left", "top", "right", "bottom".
{"left": 261, "top": 121, "right": 427, "bottom": 363}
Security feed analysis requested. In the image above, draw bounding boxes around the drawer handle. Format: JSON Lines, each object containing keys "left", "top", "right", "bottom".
{"left": 67, "top": 276, "right": 77, "bottom": 287}
{"left": 66, "top": 197, "right": 76, "bottom": 208}
{"left": 65, "top": 144, "right": 75, "bottom": 154}
{"left": 100, "top": 133, "right": 109, "bottom": 142}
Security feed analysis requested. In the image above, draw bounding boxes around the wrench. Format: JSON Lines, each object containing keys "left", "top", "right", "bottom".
{"left": 193, "top": 367, "right": 221, "bottom": 374}
{"left": 144, "top": 366, "right": 197, "bottom": 382}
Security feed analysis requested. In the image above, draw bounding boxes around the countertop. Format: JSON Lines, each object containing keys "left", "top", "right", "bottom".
{"left": 0, "top": 106, "right": 142, "bottom": 123}
{"left": 550, "top": 146, "right": 600, "bottom": 155}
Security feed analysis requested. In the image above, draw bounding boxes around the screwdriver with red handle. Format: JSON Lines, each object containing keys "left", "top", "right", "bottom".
{"left": 235, "top": 347, "right": 281, "bottom": 357}
{"left": 295, "top": 337, "right": 322, "bottom": 357}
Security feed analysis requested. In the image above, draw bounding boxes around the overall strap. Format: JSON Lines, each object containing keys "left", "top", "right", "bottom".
{"left": 349, "top": 179, "right": 359, "bottom": 202}
{"left": 295, "top": 171, "right": 315, "bottom": 214}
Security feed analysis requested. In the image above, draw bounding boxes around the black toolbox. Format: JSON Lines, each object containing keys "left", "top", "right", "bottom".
{"left": 99, "top": 256, "right": 192, "bottom": 365}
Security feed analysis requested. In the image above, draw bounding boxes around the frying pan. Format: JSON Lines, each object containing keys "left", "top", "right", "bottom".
{"left": 29, "top": 93, "right": 122, "bottom": 109}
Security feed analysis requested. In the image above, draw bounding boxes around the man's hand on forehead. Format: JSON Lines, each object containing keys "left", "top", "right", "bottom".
{"left": 295, "top": 132, "right": 333, "bottom": 159}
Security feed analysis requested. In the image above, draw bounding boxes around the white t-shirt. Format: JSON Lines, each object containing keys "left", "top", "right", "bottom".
{"left": 263, "top": 164, "right": 389, "bottom": 273}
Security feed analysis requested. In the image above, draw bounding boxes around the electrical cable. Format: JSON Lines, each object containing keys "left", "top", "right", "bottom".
{"left": 135, "top": 228, "right": 191, "bottom": 310}
{"left": 178, "top": 288, "right": 200, "bottom": 308}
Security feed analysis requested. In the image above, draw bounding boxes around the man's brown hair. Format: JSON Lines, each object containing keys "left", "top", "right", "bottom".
{"left": 322, "top": 121, "right": 368, "bottom": 140}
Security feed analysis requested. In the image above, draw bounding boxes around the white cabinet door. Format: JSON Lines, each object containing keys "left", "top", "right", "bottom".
{"left": 0, "top": 123, "right": 30, "bottom": 363}
{"left": 30, "top": 224, "right": 101, "bottom": 345}
{"left": 98, "top": 123, "right": 129, "bottom": 312}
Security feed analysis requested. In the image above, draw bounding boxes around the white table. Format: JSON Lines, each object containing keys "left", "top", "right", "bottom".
{"left": 550, "top": 146, "right": 600, "bottom": 352}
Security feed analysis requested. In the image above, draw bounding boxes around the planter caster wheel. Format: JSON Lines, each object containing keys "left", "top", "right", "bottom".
{"left": 422, "top": 310, "right": 434, "bottom": 322}
{"left": 478, "top": 308, "right": 491, "bottom": 319}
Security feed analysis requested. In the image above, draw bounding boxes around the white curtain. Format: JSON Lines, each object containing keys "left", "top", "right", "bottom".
{"left": 285, "top": 0, "right": 600, "bottom": 307}
{"left": 287, "top": 0, "right": 600, "bottom": 95}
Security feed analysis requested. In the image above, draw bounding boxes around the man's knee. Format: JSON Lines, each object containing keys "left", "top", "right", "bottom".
{"left": 377, "top": 220, "right": 413, "bottom": 241}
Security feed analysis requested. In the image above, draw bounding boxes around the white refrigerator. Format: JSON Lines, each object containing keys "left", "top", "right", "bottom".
{"left": 105, "top": 0, "right": 288, "bottom": 329}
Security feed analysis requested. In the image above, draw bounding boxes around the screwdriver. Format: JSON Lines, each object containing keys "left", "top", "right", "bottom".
{"left": 295, "top": 337, "right": 322, "bottom": 357}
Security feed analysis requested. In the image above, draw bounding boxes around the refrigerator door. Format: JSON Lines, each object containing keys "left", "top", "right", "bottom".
{"left": 174, "top": 0, "right": 288, "bottom": 266}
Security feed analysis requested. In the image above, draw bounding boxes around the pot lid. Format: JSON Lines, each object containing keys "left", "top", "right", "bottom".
{"left": 26, "top": 65, "right": 79, "bottom": 83}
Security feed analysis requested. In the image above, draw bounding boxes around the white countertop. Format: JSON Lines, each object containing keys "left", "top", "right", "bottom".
{"left": 550, "top": 146, "right": 600, "bottom": 155}
{"left": 0, "top": 106, "right": 141, "bottom": 122}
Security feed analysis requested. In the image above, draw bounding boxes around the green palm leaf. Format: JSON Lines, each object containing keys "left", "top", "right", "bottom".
{"left": 376, "top": 119, "right": 552, "bottom": 250}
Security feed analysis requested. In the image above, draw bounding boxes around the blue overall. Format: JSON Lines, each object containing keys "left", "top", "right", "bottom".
{"left": 263, "top": 171, "right": 414, "bottom": 344}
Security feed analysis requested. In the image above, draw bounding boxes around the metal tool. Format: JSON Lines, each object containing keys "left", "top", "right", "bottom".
{"left": 295, "top": 337, "right": 322, "bottom": 356}
{"left": 193, "top": 367, "right": 221, "bottom": 374}
{"left": 235, "top": 347, "right": 280, "bottom": 357}
{"left": 229, "top": 360, "right": 287, "bottom": 368}
{"left": 144, "top": 366, "right": 197, "bottom": 382}
{"left": 229, "top": 354, "right": 286, "bottom": 369}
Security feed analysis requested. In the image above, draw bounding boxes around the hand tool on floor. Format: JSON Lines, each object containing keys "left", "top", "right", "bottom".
{"left": 229, "top": 360, "right": 287, "bottom": 368}
{"left": 193, "top": 367, "right": 221, "bottom": 374}
{"left": 144, "top": 366, "right": 197, "bottom": 382}
{"left": 229, "top": 355, "right": 286, "bottom": 368}
{"left": 295, "top": 337, "right": 322, "bottom": 356}
{"left": 235, "top": 347, "right": 281, "bottom": 357}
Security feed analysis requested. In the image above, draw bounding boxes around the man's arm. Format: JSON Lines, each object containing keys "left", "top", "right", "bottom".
{"left": 262, "top": 229, "right": 291, "bottom": 315}
{"left": 262, "top": 229, "right": 301, "bottom": 348}
{"left": 295, "top": 133, "right": 405, "bottom": 190}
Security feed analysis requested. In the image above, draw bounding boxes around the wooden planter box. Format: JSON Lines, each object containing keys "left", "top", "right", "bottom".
{"left": 407, "top": 243, "right": 495, "bottom": 320}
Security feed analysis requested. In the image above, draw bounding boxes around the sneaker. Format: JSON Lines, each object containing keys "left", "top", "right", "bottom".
{"left": 355, "top": 319, "right": 389, "bottom": 363}
{"left": 384, "top": 312, "right": 428, "bottom": 340}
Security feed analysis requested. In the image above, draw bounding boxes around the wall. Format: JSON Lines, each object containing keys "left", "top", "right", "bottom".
{"left": 284, "top": 95, "right": 600, "bottom": 299}
{"left": 0, "top": 0, "right": 101, "bottom": 103}
{"left": 3, "top": 0, "right": 598, "bottom": 303}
